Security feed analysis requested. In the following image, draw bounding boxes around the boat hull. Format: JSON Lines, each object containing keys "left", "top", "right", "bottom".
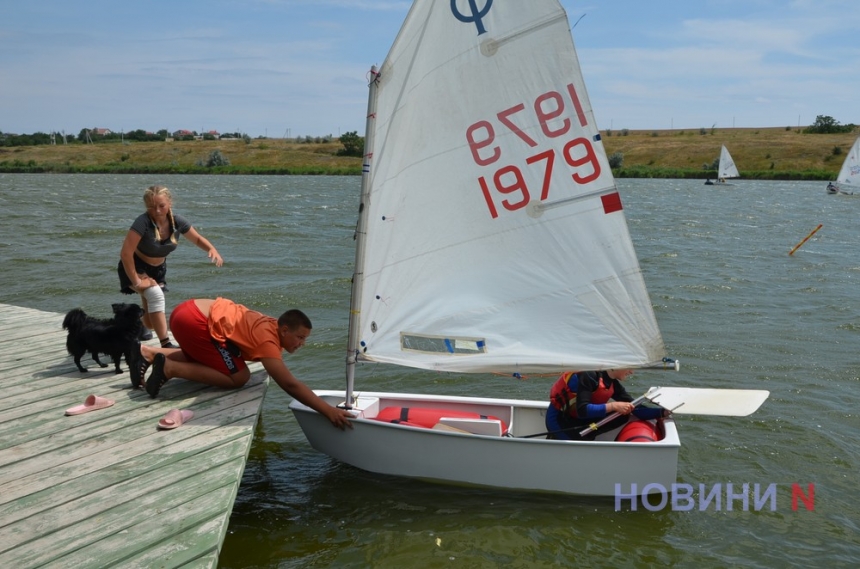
{"left": 827, "top": 182, "right": 858, "bottom": 195}
{"left": 290, "top": 390, "right": 680, "bottom": 496}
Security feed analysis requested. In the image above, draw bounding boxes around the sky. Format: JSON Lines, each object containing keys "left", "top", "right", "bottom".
{"left": 2, "top": 0, "right": 858, "bottom": 139}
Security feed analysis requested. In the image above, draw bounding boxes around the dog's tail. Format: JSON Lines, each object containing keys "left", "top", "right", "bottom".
{"left": 62, "top": 308, "right": 88, "bottom": 333}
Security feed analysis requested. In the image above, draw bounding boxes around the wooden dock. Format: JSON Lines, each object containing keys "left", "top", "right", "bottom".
{"left": 0, "top": 303, "right": 269, "bottom": 568}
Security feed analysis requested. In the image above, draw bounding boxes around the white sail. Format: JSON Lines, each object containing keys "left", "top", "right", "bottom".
{"left": 355, "top": 0, "right": 666, "bottom": 373}
{"left": 718, "top": 145, "right": 739, "bottom": 179}
{"left": 836, "top": 137, "right": 860, "bottom": 190}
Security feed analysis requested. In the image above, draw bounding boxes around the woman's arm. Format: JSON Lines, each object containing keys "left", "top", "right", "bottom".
{"left": 184, "top": 227, "right": 223, "bottom": 267}
{"left": 120, "top": 230, "right": 147, "bottom": 289}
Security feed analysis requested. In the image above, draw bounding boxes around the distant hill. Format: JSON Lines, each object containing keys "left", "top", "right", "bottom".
{"left": 602, "top": 126, "right": 858, "bottom": 179}
{"left": 1, "top": 127, "right": 857, "bottom": 178}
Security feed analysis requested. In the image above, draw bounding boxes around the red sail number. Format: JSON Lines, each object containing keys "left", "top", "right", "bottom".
{"left": 468, "top": 83, "right": 601, "bottom": 218}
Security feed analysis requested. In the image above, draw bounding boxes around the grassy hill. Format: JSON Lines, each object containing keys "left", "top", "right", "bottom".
{"left": 1, "top": 127, "right": 857, "bottom": 179}
{"left": 0, "top": 139, "right": 360, "bottom": 175}
{"left": 602, "top": 126, "right": 857, "bottom": 179}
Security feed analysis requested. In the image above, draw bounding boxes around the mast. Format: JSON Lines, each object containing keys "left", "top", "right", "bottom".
{"left": 345, "top": 65, "right": 380, "bottom": 408}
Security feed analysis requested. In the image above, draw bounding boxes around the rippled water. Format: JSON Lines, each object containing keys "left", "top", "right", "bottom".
{"left": 1, "top": 174, "right": 858, "bottom": 568}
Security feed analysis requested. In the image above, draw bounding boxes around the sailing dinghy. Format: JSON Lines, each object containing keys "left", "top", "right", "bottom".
{"left": 704, "top": 145, "right": 739, "bottom": 185}
{"left": 290, "top": 0, "right": 768, "bottom": 496}
{"left": 827, "top": 137, "right": 860, "bottom": 195}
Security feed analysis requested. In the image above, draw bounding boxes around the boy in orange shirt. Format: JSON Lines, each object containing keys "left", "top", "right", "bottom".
{"left": 132, "top": 297, "right": 352, "bottom": 430}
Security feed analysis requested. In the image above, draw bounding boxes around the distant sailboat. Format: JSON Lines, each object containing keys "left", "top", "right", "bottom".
{"left": 826, "top": 137, "right": 860, "bottom": 195}
{"left": 704, "top": 145, "right": 739, "bottom": 186}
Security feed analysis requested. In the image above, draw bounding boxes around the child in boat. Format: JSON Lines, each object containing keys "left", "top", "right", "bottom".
{"left": 132, "top": 297, "right": 352, "bottom": 430}
{"left": 545, "top": 369, "right": 665, "bottom": 440}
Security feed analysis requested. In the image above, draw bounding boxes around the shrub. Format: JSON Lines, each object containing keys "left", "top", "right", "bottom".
{"left": 608, "top": 152, "right": 623, "bottom": 168}
{"left": 198, "top": 149, "right": 230, "bottom": 167}
{"left": 337, "top": 131, "right": 364, "bottom": 157}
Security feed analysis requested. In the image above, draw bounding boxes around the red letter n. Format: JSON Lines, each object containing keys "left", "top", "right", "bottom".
{"left": 792, "top": 483, "right": 815, "bottom": 511}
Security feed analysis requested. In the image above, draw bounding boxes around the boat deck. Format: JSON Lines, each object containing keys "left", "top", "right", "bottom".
{"left": 0, "top": 303, "right": 268, "bottom": 568}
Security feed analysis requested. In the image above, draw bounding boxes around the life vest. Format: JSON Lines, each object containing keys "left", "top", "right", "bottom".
{"left": 549, "top": 371, "right": 615, "bottom": 416}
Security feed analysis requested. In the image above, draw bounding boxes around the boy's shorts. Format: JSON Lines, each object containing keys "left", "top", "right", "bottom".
{"left": 169, "top": 299, "right": 247, "bottom": 376}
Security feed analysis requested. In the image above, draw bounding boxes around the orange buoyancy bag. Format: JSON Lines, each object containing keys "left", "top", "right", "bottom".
{"left": 615, "top": 420, "right": 661, "bottom": 443}
{"left": 374, "top": 407, "right": 508, "bottom": 434}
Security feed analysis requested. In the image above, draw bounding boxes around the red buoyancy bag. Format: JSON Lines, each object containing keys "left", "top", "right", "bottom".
{"left": 374, "top": 407, "right": 508, "bottom": 435}
{"left": 615, "top": 420, "right": 661, "bottom": 443}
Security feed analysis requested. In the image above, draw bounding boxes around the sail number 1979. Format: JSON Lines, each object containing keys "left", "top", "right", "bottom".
{"left": 465, "top": 83, "right": 601, "bottom": 219}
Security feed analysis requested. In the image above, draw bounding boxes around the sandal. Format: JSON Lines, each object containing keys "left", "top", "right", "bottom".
{"left": 129, "top": 342, "right": 151, "bottom": 389}
{"left": 145, "top": 353, "right": 170, "bottom": 398}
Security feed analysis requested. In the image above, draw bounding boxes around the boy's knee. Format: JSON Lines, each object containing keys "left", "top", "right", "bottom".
{"left": 229, "top": 368, "right": 251, "bottom": 388}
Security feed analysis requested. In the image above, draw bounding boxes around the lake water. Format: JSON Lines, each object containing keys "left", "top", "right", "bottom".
{"left": 1, "top": 174, "right": 858, "bottom": 568}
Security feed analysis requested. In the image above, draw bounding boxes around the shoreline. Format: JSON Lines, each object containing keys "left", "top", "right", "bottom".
{"left": 1, "top": 127, "right": 856, "bottom": 180}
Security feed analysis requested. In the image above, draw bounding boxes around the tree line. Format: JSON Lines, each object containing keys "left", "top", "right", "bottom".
{"left": 803, "top": 115, "right": 856, "bottom": 134}
{"left": 0, "top": 128, "right": 249, "bottom": 147}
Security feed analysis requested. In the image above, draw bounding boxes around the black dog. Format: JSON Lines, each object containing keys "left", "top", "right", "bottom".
{"left": 63, "top": 303, "right": 144, "bottom": 374}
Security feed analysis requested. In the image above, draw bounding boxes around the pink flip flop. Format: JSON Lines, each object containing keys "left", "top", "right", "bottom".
{"left": 65, "top": 394, "right": 115, "bottom": 416}
{"left": 158, "top": 409, "right": 194, "bottom": 430}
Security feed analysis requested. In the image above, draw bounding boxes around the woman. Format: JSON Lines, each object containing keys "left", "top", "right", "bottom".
{"left": 118, "top": 185, "right": 223, "bottom": 347}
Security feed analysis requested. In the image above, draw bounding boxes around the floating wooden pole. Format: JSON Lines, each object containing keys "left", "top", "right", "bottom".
{"left": 789, "top": 224, "right": 823, "bottom": 256}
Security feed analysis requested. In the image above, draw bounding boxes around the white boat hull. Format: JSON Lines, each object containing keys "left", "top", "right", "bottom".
{"left": 827, "top": 181, "right": 857, "bottom": 195}
{"left": 290, "top": 390, "right": 680, "bottom": 496}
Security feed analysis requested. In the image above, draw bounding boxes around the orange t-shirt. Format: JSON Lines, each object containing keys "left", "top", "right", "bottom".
{"left": 208, "top": 297, "right": 282, "bottom": 361}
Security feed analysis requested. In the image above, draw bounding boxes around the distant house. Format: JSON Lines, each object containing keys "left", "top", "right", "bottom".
{"left": 172, "top": 129, "right": 194, "bottom": 138}
{"left": 206, "top": 130, "right": 220, "bottom": 138}
{"left": 92, "top": 128, "right": 112, "bottom": 136}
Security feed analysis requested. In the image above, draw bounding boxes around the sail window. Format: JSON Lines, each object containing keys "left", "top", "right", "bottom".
{"left": 400, "top": 333, "right": 487, "bottom": 355}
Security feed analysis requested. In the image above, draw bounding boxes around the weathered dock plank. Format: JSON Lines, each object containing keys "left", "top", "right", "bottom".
{"left": 0, "top": 303, "right": 269, "bottom": 568}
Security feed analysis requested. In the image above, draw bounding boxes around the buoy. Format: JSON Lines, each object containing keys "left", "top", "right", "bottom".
{"left": 789, "top": 224, "right": 823, "bottom": 256}
{"left": 615, "top": 420, "right": 660, "bottom": 443}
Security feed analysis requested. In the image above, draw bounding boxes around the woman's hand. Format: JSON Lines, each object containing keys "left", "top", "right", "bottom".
{"left": 208, "top": 248, "right": 223, "bottom": 267}
{"left": 132, "top": 275, "right": 158, "bottom": 291}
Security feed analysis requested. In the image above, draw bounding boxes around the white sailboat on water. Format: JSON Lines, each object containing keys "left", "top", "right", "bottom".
{"left": 826, "top": 137, "right": 860, "bottom": 195}
{"left": 705, "top": 145, "right": 740, "bottom": 186}
{"left": 290, "top": 0, "right": 768, "bottom": 496}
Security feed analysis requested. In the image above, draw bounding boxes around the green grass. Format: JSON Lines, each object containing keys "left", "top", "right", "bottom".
{"left": 1, "top": 127, "right": 857, "bottom": 178}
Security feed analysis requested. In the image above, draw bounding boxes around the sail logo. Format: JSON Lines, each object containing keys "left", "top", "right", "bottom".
{"left": 849, "top": 165, "right": 860, "bottom": 176}
{"left": 615, "top": 483, "right": 815, "bottom": 512}
{"left": 451, "top": 0, "right": 493, "bottom": 35}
